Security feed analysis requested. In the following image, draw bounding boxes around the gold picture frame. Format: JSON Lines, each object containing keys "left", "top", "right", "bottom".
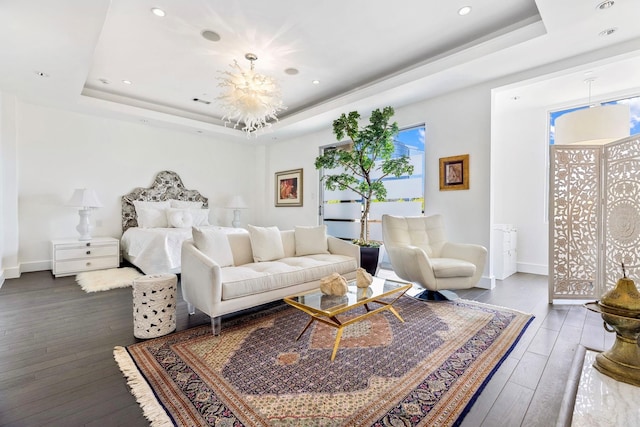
{"left": 439, "top": 154, "right": 469, "bottom": 191}
{"left": 275, "top": 168, "right": 303, "bottom": 207}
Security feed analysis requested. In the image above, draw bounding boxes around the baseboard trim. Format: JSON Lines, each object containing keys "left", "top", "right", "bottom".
{"left": 476, "top": 275, "right": 495, "bottom": 290}
{"left": 517, "top": 262, "right": 547, "bottom": 276}
{"left": 16, "top": 260, "right": 50, "bottom": 274}
{"left": 3, "top": 265, "right": 20, "bottom": 280}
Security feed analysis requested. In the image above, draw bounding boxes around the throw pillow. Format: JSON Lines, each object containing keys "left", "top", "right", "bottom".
{"left": 136, "top": 206, "right": 169, "bottom": 228}
{"left": 247, "top": 225, "right": 285, "bottom": 262}
{"left": 170, "top": 200, "right": 203, "bottom": 209}
{"left": 192, "top": 226, "right": 234, "bottom": 267}
{"left": 294, "top": 225, "right": 329, "bottom": 256}
{"left": 165, "top": 208, "right": 194, "bottom": 228}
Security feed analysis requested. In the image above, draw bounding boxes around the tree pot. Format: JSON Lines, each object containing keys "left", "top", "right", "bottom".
{"left": 360, "top": 246, "right": 382, "bottom": 276}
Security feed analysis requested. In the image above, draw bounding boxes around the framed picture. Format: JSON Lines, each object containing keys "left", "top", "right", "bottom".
{"left": 439, "top": 154, "right": 469, "bottom": 191}
{"left": 275, "top": 168, "right": 303, "bottom": 207}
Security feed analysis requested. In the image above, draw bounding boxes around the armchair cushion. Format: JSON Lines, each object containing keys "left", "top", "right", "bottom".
{"left": 383, "top": 215, "right": 434, "bottom": 256}
{"left": 431, "top": 258, "right": 475, "bottom": 278}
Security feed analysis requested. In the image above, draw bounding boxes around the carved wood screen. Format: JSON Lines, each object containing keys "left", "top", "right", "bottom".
{"left": 549, "top": 135, "right": 640, "bottom": 302}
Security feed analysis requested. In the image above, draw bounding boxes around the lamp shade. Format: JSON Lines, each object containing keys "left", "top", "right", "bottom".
{"left": 226, "top": 195, "right": 248, "bottom": 209}
{"left": 555, "top": 104, "right": 630, "bottom": 145}
{"left": 67, "top": 188, "right": 103, "bottom": 208}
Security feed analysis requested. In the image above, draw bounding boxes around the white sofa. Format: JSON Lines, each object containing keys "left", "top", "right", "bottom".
{"left": 181, "top": 225, "right": 360, "bottom": 334}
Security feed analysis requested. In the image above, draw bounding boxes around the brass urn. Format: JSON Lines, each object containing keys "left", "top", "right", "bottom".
{"left": 585, "top": 264, "right": 640, "bottom": 386}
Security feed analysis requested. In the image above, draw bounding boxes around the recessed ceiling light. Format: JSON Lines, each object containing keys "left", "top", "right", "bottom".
{"left": 122, "top": 80, "right": 132, "bottom": 85}
{"left": 312, "top": 79, "right": 320, "bottom": 85}
{"left": 596, "top": 1, "right": 615, "bottom": 10}
{"left": 34, "top": 70, "right": 49, "bottom": 78}
{"left": 284, "top": 68, "right": 299, "bottom": 75}
{"left": 98, "top": 78, "right": 110, "bottom": 84}
{"left": 599, "top": 27, "right": 617, "bottom": 36}
{"left": 458, "top": 6, "right": 472, "bottom": 16}
{"left": 151, "top": 7, "right": 166, "bottom": 17}
{"left": 511, "top": 96, "right": 520, "bottom": 101}
{"left": 201, "top": 30, "right": 221, "bottom": 42}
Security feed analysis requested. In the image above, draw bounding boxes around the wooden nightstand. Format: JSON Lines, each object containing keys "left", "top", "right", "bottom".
{"left": 51, "top": 237, "right": 120, "bottom": 277}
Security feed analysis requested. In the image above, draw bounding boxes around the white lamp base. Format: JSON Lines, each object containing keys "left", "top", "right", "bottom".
{"left": 232, "top": 209, "right": 241, "bottom": 228}
{"left": 76, "top": 208, "right": 93, "bottom": 241}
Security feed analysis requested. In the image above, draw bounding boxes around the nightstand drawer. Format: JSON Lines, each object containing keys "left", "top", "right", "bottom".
{"left": 51, "top": 237, "right": 120, "bottom": 277}
{"left": 54, "top": 257, "right": 119, "bottom": 275}
{"left": 56, "top": 245, "right": 118, "bottom": 261}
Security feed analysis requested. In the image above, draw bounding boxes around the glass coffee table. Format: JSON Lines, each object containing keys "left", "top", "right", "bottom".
{"left": 284, "top": 276, "right": 412, "bottom": 361}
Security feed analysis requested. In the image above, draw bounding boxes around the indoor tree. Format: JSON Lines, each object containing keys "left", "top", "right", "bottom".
{"left": 315, "top": 106, "right": 414, "bottom": 246}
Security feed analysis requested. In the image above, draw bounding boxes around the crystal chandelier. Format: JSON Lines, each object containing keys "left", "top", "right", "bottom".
{"left": 217, "top": 53, "right": 285, "bottom": 135}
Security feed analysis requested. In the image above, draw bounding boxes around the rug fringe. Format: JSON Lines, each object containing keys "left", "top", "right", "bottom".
{"left": 113, "top": 346, "right": 174, "bottom": 427}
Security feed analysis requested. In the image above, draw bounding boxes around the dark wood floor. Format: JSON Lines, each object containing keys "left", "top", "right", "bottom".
{"left": 0, "top": 270, "right": 609, "bottom": 426}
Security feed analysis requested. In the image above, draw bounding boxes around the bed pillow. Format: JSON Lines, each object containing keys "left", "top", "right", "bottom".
{"left": 133, "top": 200, "right": 171, "bottom": 228}
{"left": 165, "top": 208, "right": 194, "bottom": 228}
{"left": 133, "top": 200, "right": 171, "bottom": 210}
{"left": 247, "top": 225, "right": 285, "bottom": 262}
{"left": 295, "top": 225, "right": 329, "bottom": 256}
{"left": 190, "top": 208, "right": 210, "bottom": 226}
{"left": 192, "top": 226, "right": 234, "bottom": 267}
{"left": 170, "top": 200, "right": 203, "bottom": 209}
{"left": 136, "top": 206, "right": 169, "bottom": 228}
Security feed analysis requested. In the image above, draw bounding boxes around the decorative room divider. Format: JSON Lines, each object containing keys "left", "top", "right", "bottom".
{"left": 549, "top": 134, "right": 640, "bottom": 302}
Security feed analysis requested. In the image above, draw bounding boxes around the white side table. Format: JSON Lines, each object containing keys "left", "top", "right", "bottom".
{"left": 51, "top": 237, "right": 119, "bottom": 277}
{"left": 132, "top": 274, "right": 177, "bottom": 339}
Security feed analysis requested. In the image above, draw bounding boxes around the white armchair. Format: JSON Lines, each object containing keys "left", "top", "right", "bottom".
{"left": 382, "top": 214, "right": 487, "bottom": 296}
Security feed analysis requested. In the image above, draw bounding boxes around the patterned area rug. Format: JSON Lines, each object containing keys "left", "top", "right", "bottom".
{"left": 114, "top": 296, "right": 533, "bottom": 426}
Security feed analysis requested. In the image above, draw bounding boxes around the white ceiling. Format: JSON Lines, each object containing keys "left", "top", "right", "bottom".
{"left": 1, "top": 0, "right": 640, "bottom": 140}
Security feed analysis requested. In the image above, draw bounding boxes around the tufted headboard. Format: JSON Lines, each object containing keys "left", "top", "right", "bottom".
{"left": 121, "top": 170, "right": 209, "bottom": 232}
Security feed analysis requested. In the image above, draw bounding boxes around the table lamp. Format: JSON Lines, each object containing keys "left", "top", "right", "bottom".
{"left": 226, "top": 195, "right": 247, "bottom": 228}
{"left": 67, "top": 188, "right": 103, "bottom": 240}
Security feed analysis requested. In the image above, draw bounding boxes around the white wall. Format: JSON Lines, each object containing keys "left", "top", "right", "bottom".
{"left": 1, "top": 94, "right": 19, "bottom": 283}
{"left": 11, "top": 101, "right": 257, "bottom": 273}
{"left": 492, "top": 99, "right": 549, "bottom": 275}
{"left": 265, "top": 83, "right": 494, "bottom": 287}
{"left": 262, "top": 126, "right": 334, "bottom": 229}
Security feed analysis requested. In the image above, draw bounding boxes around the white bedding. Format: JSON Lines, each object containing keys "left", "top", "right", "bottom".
{"left": 121, "top": 226, "right": 245, "bottom": 274}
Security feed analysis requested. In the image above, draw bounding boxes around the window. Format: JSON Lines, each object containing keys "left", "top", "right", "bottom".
{"left": 319, "top": 124, "right": 425, "bottom": 242}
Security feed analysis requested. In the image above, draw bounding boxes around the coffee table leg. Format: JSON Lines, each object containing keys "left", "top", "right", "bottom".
{"left": 331, "top": 327, "right": 344, "bottom": 361}
{"left": 387, "top": 306, "right": 405, "bottom": 322}
{"left": 296, "top": 317, "right": 315, "bottom": 341}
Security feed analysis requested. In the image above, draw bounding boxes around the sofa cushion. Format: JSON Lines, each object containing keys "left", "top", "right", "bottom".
{"left": 295, "top": 225, "right": 329, "bottom": 256}
{"left": 192, "top": 227, "right": 234, "bottom": 267}
{"left": 247, "top": 225, "right": 285, "bottom": 262}
{"left": 431, "top": 258, "right": 475, "bottom": 278}
{"left": 221, "top": 254, "right": 357, "bottom": 300}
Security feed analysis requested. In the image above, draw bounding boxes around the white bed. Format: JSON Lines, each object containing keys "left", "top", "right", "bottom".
{"left": 121, "top": 226, "right": 244, "bottom": 274}
{"left": 120, "top": 170, "right": 244, "bottom": 274}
